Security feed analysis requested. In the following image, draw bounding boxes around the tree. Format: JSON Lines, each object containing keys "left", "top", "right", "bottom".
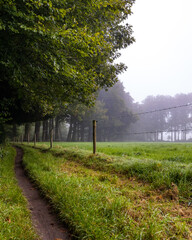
{"left": 0, "top": 0, "right": 135, "bottom": 142}
{"left": 65, "top": 100, "right": 107, "bottom": 142}
{"left": 128, "top": 93, "right": 192, "bottom": 142}
{"left": 97, "top": 81, "right": 136, "bottom": 141}
{"left": 51, "top": 81, "right": 136, "bottom": 142}
{"left": 168, "top": 94, "right": 192, "bottom": 141}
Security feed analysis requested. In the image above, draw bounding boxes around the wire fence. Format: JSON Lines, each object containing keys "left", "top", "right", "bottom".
{"left": 12, "top": 101, "right": 192, "bottom": 150}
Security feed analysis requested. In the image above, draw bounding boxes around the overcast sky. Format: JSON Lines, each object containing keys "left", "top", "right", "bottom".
{"left": 118, "top": 0, "right": 192, "bottom": 103}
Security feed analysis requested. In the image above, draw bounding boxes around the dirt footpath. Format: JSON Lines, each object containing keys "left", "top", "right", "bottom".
{"left": 14, "top": 147, "right": 72, "bottom": 240}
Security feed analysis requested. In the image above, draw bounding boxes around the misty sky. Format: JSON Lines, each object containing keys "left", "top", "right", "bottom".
{"left": 118, "top": 0, "right": 192, "bottom": 103}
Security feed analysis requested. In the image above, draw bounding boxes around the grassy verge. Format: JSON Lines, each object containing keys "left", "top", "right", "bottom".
{"left": 21, "top": 145, "right": 192, "bottom": 239}
{"left": 37, "top": 142, "right": 192, "bottom": 163}
{"left": 28, "top": 143, "right": 192, "bottom": 199}
{"left": 0, "top": 145, "right": 39, "bottom": 240}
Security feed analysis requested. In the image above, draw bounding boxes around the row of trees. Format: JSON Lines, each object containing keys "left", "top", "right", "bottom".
{"left": 65, "top": 81, "right": 137, "bottom": 141}
{"left": 11, "top": 90, "right": 192, "bottom": 143}
{"left": 0, "top": 0, "right": 135, "bottom": 142}
{"left": 3, "top": 1, "right": 190, "bottom": 143}
{"left": 129, "top": 93, "right": 192, "bottom": 141}
{"left": 12, "top": 81, "right": 137, "bottom": 142}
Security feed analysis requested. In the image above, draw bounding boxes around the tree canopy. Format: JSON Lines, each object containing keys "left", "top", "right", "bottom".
{"left": 0, "top": 0, "right": 135, "bottom": 127}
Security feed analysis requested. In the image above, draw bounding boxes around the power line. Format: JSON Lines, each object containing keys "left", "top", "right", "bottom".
{"left": 126, "top": 127, "right": 192, "bottom": 136}
{"left": 87, "top": 102, "right": 192, "bottom": 123}
{"left": 17, "top": 102, "right": 192, "bottom": 143}
{"left": 106, "top": 102, "right": 192, "bottom": 121}
{"left": 133, "top": 102, "right": 192, "bottom": 116}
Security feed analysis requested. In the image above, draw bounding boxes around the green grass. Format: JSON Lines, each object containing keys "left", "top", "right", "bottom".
{"left": 28, "top": 142, "right": 192, "bottom": 199}
{"left": 19, "top": 144, "right": 192, "bottom": 239}
{"left": 45, "top": 142, "right": 192, "bottom": 163}
{"left": 0, "top": 145, "right": 39, "bottom": 240}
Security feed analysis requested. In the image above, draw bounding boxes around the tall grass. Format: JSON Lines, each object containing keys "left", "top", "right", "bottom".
{"left": 31, "top": 143, "right": 192, "bottom": 199}
{"left": 21, "top": 145, "right": 192, "bottom": 239}
{"left": 39, "top": 142, "right": 192, "bottom": 163}
{"left": 0, "top": 145, "right": 38, "bottom": 240}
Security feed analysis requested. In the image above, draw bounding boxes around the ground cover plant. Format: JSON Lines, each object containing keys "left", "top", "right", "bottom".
{"left": 20, "top": 144, "right": 192, "bottom": 239}
{"left": 29, "top": 142, "right": 192, "bottom": 199}
{"left": 41, "top": 142, "right": 192, "bottom": 164}
{"left": 0, "top": 145, "right": 38, "bottom": 240}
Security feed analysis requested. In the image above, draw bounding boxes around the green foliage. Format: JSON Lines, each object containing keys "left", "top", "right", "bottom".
{"left": 0, "top": 146, "right": 38, "bottom": 239}
{"left": 0, "top": 0, "right": 135, "bottom": 125}
{"left": 97, "top": 82, "right": 137, "bottom": 141}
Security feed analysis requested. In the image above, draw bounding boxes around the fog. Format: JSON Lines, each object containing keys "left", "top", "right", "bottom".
{"left": 118, "top": 0, "right": 192, "bottom": 103}
{"left": 18, "top": 84, "right": 192, "bottom": 143}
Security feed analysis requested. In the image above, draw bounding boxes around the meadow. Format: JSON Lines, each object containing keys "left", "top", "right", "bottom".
{"left": 38, "top": 141, "right": 192, "bottom": 163}
{"left": 30, "top": 142, "right": 192, "bottom": 198}
{"left": 19, "top": 142, "right": 192, "bottom": 239}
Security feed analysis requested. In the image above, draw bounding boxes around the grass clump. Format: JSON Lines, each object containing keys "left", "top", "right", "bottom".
{"left": 0, "top": 145, "right": 38, "bottom": 240}
{"left": 20, "top": 145, "right": 192, "bottom": 239}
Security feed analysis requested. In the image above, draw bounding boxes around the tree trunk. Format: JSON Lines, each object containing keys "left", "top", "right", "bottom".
{"left": 49, "top": 119, "right": 54, "bottom": 138}
{"left": 67, "top": 117, "right": 73, "bottom": 142}
{"left": 42, "top": 121, "right": 46, "bottom": 141}
{"left": 12, "top": 124, "right": 17, "bottom": 139}
{"left": 174, "top": 127, "right": 176, "bottom": 142}
{"left": 35, "top": 121, "right": 41, "bottom": 142}
{"left": 55, "top": 116, "right": 60, "bottom": 141}
{"left": 178, "top": 130, "right": 180, "bottom": 141}
{"left": 24, "top": 123, "right": 31, "bottom": 142}
{"left": 80, "top": 122, "right": 85, "bottom": 142}
{"left": 72, "top": 121, "right": 77, "bottom": 142}
{"left": 155, "top": 131, "right": 158, "bottom": 142}
{"left": 77, "top": 121, "right": 81, "bottom": 142}
{"left": 88, "top": 125, "right": 92, "bottom": 142}
{"left": 161, "top": 132, "right": 163, "bottom": 141}
{"left": 45, "top": 120, "right": 49, "bottom": 141}
{"left": 183, "top": 126, "right": 187, "bottom": 141}
{"left": 42, "top": 120, "right": 49, "bottom": 141}
{"left": 0, "top": 124, "right": 6, "bottom": 143}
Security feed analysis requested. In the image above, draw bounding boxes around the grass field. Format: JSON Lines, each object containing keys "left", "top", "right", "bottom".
{"left": 20, "top": 142, "right": 192, "bottom": 239}
{"left": 34, "top": 141, "right": 192, "bottom": 163}
{"left": 0, "top": 145, "right": 38, "bottom": 240}
{"left": 29, "top": 142, "right": 192, "bottom": 198}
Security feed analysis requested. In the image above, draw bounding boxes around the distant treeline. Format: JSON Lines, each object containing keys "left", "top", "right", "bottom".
{"left": 129, "top": 93, "right": 192, "bottom": 142}
{"left": 9, "top": 82, "right": 192, "bottom": 142}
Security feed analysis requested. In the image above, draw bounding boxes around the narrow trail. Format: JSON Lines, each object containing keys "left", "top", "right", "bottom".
{"left": 14, "top": 147, "right": 72, "bottom": 240}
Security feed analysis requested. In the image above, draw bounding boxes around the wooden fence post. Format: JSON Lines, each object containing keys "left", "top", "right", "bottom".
{"left": 93, "top": 120, "right": 97, "bottom": 154}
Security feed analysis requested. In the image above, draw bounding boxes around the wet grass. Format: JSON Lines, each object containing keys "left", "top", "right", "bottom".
{"left": 0, "top": 145, "right": 39, "bottom": 240}
{"left": 38, "top": 142, "right": 192, "bottom": 163}
{"left": 20, "top": 144, "right": 192, "bottom": 239}
{"left": 27, "top": 142, "right": 192, "bottom": 199}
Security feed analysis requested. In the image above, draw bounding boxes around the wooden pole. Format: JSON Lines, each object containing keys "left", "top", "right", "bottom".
{"left": 93, "top": 120, "right": 97, "bottom": 154}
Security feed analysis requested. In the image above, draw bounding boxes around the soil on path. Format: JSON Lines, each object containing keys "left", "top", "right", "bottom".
{"left": 14, "top": 147, "right": 72, "bottom": 240}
